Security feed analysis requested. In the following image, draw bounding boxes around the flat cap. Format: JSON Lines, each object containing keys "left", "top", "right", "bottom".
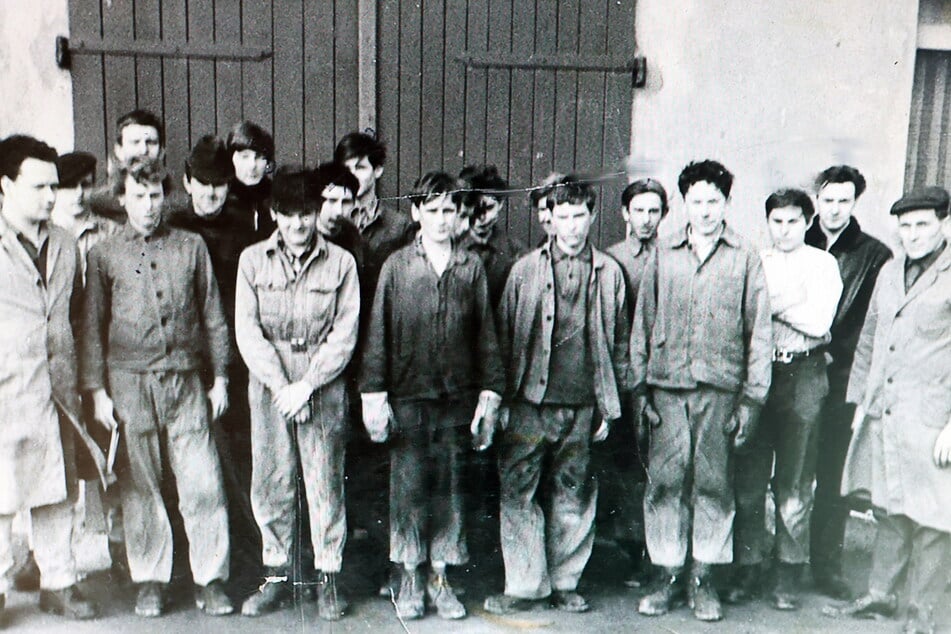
{"left": 55, "top": 152, "right": 96, "bottom": 188}
{"left": 890, "top": 186, "right": 950, "bottom": 217}
{"left": 186, "top": 135, "right": 233, "bottom": 186}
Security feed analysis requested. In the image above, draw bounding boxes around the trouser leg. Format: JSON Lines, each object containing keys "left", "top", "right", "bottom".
{"left": 546, "top": 406, "right": 597, "bottom": 592}
{"left": 594, "top": 396, "right": 645, "bottom": 543}
{"left": 499, "top": 402, "right": 551, "bottom": 599}
{"left": 732, "top": 401, "right": 772, "bottom": 566}
{"left": 297, "top": 384, "right": 348, "bottom": 573}
{"left": 645, "top": 389, "right": 693, "bottom": 568}
{"left": 31, "top": 500, "right": 79, "bottom": 590}
{"left": 867, "top": 512, "right": 912, "bottom": 597}
{"left": 772, "top": 358, "right": 826, "bottom": 564}
{"left": 0, "top": 514, "right": 13, "bottom": 594}
{"left": 427, "top": 406, "right": 469, "bottom": 566}
{"left": 906, "top": 520, "right": 951, "bottom": 609}
{"left": 160, "top": 372, "right": 230, "bottom": 586}
{"left": 810, "top": 388, "right": 854, "bottom": 574}
{"left": 688, "top": 387, "right": 736, "bottom": 565}
{"left": 111, "top": 370, "right": 173, "bottom": 584}
{"left": 248, "top": 379, "right": 297, "bottom": 570}
{"left": 388, "top": 402, "right": 430, "bottom": 568}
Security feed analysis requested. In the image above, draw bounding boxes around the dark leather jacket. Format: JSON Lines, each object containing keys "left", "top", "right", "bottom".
{"left": 805, "top": 217, "right": 892, "bottom": 391}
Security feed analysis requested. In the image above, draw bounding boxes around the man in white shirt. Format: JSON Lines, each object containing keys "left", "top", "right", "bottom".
{"left": 729, "top": 188, "right": 842, "bottom": 610}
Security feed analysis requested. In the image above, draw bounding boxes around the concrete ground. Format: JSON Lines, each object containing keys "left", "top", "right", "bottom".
{"left": 2, "top": 514, "right": 946, "bottom": 633}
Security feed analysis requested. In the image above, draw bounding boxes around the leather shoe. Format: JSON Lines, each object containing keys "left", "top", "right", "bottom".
{"left": 195, "top": 580, "right": 233, "bottom": 616}
{"left": 39, "top": 585, "right": 99, "bottom": 620}
{"left": 638, "top": 567, "right": 686, "bottom": 616}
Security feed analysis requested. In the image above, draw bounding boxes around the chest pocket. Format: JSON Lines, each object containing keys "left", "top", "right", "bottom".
{"left": 304, "top": 278, "right": 339, "bottom": 323}
{"left": 915, "top": 298, "right": 951, "bottom": 340}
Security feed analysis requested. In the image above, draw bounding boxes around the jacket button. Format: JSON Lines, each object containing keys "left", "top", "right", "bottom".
{"left": 888, "top": 345, "right": 895, "bottom": 352}
{"left": 156, "top": 291, "right": 163, "bottom": 299}
{"left": 160, "top": 316, "right": 168, "bottom": 326}
{"left": 886, "top": 377, "right": 893, "bottom": 384}
{"left": 546, "top": 315, "right": 552, "bottom": 322}
{"left": 885, "top": 409, "right": 891, "bottom": 415}
{"left": 150, "top": 261, "right": 157, "bottom": 270}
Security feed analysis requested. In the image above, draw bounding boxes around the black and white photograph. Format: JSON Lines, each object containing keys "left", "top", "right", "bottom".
{"left": 0, "top": 0, "right": 950, "bottom": 631}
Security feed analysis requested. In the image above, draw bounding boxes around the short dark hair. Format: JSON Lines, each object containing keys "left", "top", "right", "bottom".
{"left": 815, "top": 165, "right": 866, "bottom": 199}
{"left": 0, "top": 135, "right": 58, "bottom": 181}
{"left": 529, "top": 172, "right": 565, "bottom": 209}
{"left": 271, "top": 165, "right": 317, "bottom": 214}
{"left": 622, "top": 178, "right": 669, "bottom": 212}
{"left": 113, "top": 156, "right": 172, "bottom": 196}
{"left": 459, "top": 164, "right": 508, "bottom": 209}
{"left": 549, "top": 174, "right": 597, "bottom": 212}
{"left": 408, "top": 171, "right": 463, "bottom": 207}
{"left": 334, "top": 131, "right": 386, "bottom": 168}
{"left": 678, "top": 160, "right": 734, "bottom": 198}
{"left": 765, "top": 188, "right": 815, "bottom": 222}
{"left": 312, "top": 162, "right": 360, "bottom": 200}
{"left": 116, "top": 109, "right": 164, "bottom": 147}
{"left": 227, "top": 120, "right": 275, "bottom": 163}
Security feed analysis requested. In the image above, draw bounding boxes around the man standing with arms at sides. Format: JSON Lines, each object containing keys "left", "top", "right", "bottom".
{"left": 601, "top": 178, "right": 669, "bottom": 588}
{"left": 806, "top": 165, "right": 891, "bottom": 599}
{"left": 89, "top": 109, "right": 164, "bottom": 223}
{"left": 829, "top": 187, "right": 951, "bottom": 634}
{"left": 360, "top": 171, "right": 504, "bottom": 621}
{"left": 484, "top": 175, "right": 630, "bottom": 616}
{"left": 235, "top": 166, "right": 360, "bottom": 621}
{"left": 80, "top": 157, "right": 233, "bottom": 618}
{"left": 730, "top": 189, "right": 841, "bottom": 610}
{"left": 0, "top": 135, "right": 101, "bottom": 620}
{"left": 632, "top": 160, "right": 772, "bottom": 622}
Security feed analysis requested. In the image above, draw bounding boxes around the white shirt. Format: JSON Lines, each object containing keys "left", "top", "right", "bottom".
{"left": 760, "top": 244, "right": 843, "bottom": 352}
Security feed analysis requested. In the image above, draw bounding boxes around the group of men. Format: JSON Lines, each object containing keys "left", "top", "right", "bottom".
{"left": 1, "top": 106, "right": 950, "bottom": 634}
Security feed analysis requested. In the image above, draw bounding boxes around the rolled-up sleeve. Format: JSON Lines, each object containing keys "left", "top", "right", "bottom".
{"left": 304, "top": 252, "right": 360, "bottom": 389}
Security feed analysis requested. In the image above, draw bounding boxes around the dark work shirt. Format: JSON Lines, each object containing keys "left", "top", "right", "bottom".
{"left": 541, "top": 243, "right": 595, "bottom": 405}
{"left": 80, "top": 223, "right": 231, "bottom": 390}
{"left": 360, "top": 200, "right": 416, "bottom": 296}
{"left": 605, "top": 235, "right": 656, "bottom": 321}
{"left": 228, "top": 178, "right": 275, "bottom": 243}
{"left": 904, "top": 241, "right": 946, "bottom": 293}
{"left": 459, "top": 225, "right": 528, "bottom": 309}
{"left": 16, "top": 228, "right": 49, "bottom": 285}
{"left": 359, "top": 235, "right": 505, "bottom": 404}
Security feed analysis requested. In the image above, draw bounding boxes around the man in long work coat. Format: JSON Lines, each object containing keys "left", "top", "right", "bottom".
{"left": 833, "top": 186, "right": 951, "bottom": 634}
{"left": 0, "top": 135, "right": 102, "bottom": 619}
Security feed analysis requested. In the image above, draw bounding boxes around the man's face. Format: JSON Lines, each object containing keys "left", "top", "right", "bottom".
{"left": 232, "top": 149, "right": 269, "bottom": 186}
{"left": 471, "top": 195, "right": 502, "bottom": 234}
{"left": 767, "top": 205, "right": 811, "bottom": 253}
{"left": 343, "top": 156, "right": 383, "bottom": 198}
{"left": 550, "top": 201, "right": 594, "bottom": 251}
{"left": 684, "top": 180, "right": 728, "bottom": 237}
{"left": 272, "top": 209, "right": 317, "bottom": 250}
{"left": 536, "top": 200, "right": 553, "bottom": 235}
{"left": 0, "top": 158, "right": 58, "bottom": 225}
{"left": 897, "top": 208, "right": 946, "bottom": 260}
{"left": 816, "top": 181, "right": 857, "bottom": 234}
{"left": 115, "top": 124, "right": 161, "bottom": 163}
{"left": 121, "top": 177, "right": 165, "bottom": 235}
{"left": 319, "top": 184, "right": 356, "bottom": 227}
{"left": 623, "top": 192, "right": 664, "bottom": 240}
{"left": 183, "top": 176, "right": 228, "bottom": 218}
{"left": 411, "top": 193, "right": 457, "bottom": 245}
{"left": 53, "top": 173, "right": 94, "bottom": 219}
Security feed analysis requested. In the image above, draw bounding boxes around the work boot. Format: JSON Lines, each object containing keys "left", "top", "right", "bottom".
{"left": 771, "top": 563, "right": 800, "bottom": 611}
{"left": 316, "top": 572, "right": 347, "bottom": 621}
{"left": 241, "top": 569, "right": 292, "bottom": 617}
{"left": 427, "top": 570, "right": 465, "bottom": 619}
{"left": 723, "top": 563, "right": 760, "bottom": 604}
{"left": 38, "top": 585, "right": 99, "bottom": 620}
{"left": 483, "top": 594, "right": 538, "bottom": 615}
{"left": 395, "top": 567, "right": 424, "bottom": 620}
{"left": 903, "top": 604, "right": 936, "bottom": 634}
{"left": 134, "top": 582, "right": 166, "bottom": 618}
{"left": 822, "top": 591, "right": 897, "bottom": 619}
{"left": 638, "top": 566, "right": 686, "bottom": 616}
{"left": 690, "top": 562, "right": 723, "bottom": 622}
{"left": 13, "top": 552, "right": 40, "bottom": 591}
{"left": 195, "top": 580, "right": 234, "bottom": 616}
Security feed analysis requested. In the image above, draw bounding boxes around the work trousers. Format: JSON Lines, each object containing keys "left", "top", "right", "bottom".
{"left": 810, "top": 383, "right": 856, "bottom": 576}
{"left": 0, "top": 500, "right": 76, "bottom": 593}
{"left": 111, "top": 369, "right": 230, "bottom": 586}
{"left": 645, "top": 386, "right": 736, "bottom": 567}
{"left": 389, "top": 400, "right": 471, "bottom": 568}
{"left": 249, "top": 377, "right": 347, "bottom": 573}
{"left": 499, "top": 402, "right": 597, "bottom": 599}
{"left": 734, "top": 356, "right": 827, "bottom": 565}
{"left": 593, "top": 396, "right": 646, "bottom": 543}
{"left": 868, "top": 512, "right": 951, "bottom": 610}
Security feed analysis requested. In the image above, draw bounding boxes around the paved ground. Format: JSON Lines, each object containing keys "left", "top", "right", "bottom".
{"left": 2, "top": 515, "right": 947, "bottom": 633}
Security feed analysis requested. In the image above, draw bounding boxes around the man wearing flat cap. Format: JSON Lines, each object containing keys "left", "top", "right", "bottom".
{"left": 168, "top": 135, "right": 260, "bottom": 596}
{"left": 829, "top": 186, "right": 951, "bottom": 634}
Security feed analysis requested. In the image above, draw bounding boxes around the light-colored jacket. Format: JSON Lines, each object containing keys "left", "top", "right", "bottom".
{"left": 844, "top": 244, "right": 951, "bottom": 532}
{"left": 0, "top": 216, "right": 81, "bottom": 513}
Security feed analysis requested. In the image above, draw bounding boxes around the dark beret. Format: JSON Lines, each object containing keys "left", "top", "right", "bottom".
{"left": 55, "top": 152, "right": 96, "bottom": 188}
{"left": 890, "top": 186, "right": 951, "bottom": 217}
{"left": 186, "top": 135, "right": 233, "bottom": 186}
{"left": 271, "top": 165, "right": 317, "bottom": 214}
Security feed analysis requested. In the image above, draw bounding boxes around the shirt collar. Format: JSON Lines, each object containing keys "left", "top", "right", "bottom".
{"left": 413, "top": 232, "right": 467, "bottom": 267}
{"left": 552, "top": 240, "right": 592, "bottom": 263}
{"left": 626, "top": 233, "right": 656, "bottom": 256}
{"left": 118, "top": 220, "right": 169, "bottom": 241}
{"left": 266, "top": 228, "right": 326, "bottom": 258}
{"left": 671, "top": 222, "right": 739, "bottom": 249}
{"left": 357, "top": 200, "right": 382, "bottom": 231}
